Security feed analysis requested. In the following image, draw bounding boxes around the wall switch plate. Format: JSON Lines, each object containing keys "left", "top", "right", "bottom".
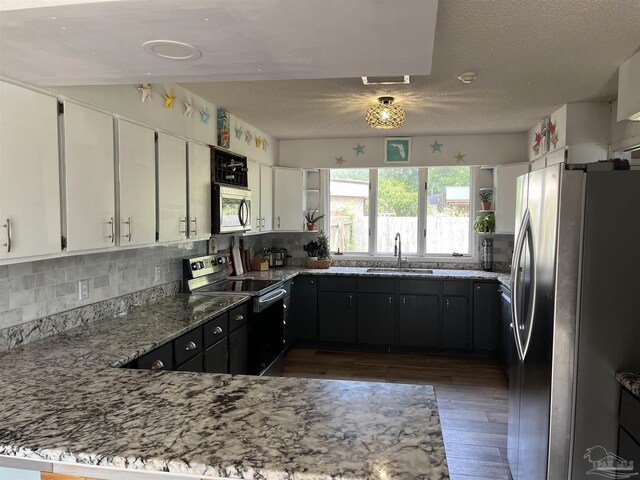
{"left": 78, "top": 279, "right": 89, "bottom": 301}
{"left": 154, "top": 266, "right": 161, "bottom": 284}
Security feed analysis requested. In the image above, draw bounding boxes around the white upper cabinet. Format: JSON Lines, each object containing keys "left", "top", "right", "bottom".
{"left": 260, "top": 165, "right": 273, "bottom": 232}
{"left": 273, "top": 167, "right": 303, "bottom": 231}
{"left": 157, "top": 132, "right": 187, "bottom": 242}
{"left": 0, "top": 81, "right": 61, "bottom": 260}
{"left": 493, "top": 163, "right": 530, "bottom": 234}
{"left": 117, "top": 120, "right": 156, "bottom": 246}
{"left": 187, "top": 142, "right": 212, "bottom": 240}
{"left": 63, "top": 102, "right": 115, "bottom": 252}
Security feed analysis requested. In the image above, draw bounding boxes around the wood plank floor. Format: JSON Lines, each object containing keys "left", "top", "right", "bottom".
{"left": 282, "top": 348, "right": 512, "bottom": 480}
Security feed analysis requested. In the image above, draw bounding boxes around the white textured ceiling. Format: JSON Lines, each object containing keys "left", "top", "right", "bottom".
{"left": 0, "top": 0, "right": 438, "bottom": 84}
{"left": 186, "top": 0, "right": 640, "bottom": 139}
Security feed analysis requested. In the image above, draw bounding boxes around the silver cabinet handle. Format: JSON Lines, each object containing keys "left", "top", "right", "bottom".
{"left": 2, "top": 218, "right": 11, "bottom": 253}
{"left": 150, "top": 360, "right": 164, "bottom": 370}
{"left": 349, "top": 294, "right": 353, "bottom": 309}
{"left": 402, "top": 296, "right": 406, "bottom": 307}
{"left": 123, "top": 217, "right": 132, "bottom": 242}
{"left": 277, "top": 216, "right": 281, "bottom": 228}
{"left": 388, "top": 296, "right": 392, "bottom": 308}
{"left": 179, "top": 217, "right": 187, "bottom": 234}
{"left": 190, "top": 217, "right": 198, "bottom": 236}
{"left": 261, "top": 217, "right": 266, "bottom": 229}
{"left": 446, "top": 298, "right": 450, "bottom": 310}
{"left": 185, "top": 341, "right": 197, "bottom": 351}
{"left": 234, "top": 314, "right": 244, "bottom": 322}
{"left": 213, "top": 326, "right": 223, "bottom": 334}
{"left": 107, "top": 217, "right": 114, "bottom": 242}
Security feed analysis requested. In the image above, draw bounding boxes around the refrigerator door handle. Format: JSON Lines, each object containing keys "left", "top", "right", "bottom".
{"left": 520, "top": 215, "right": 537, "bottom": 361}
{"left": 511, "top": 208, "right": 530, "bottom": 362}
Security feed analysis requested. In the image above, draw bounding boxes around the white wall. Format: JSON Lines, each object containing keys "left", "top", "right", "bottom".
{"left": 279, "top": 133, "right": 526, "bottom": 169}
{"left": 50, "top": 83, "right": 278, "bottom": 165}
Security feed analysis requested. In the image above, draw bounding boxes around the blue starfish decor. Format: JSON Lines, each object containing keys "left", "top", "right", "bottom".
{"left": 430, "top": 140, "right": 443, "bottom": 153}
{"left": 353, "top": 143, "right": 365, "bottom": 156}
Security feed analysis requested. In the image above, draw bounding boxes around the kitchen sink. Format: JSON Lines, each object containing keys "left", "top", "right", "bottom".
{"left": 366, "top": 267, "right": 434, "bottom": 274}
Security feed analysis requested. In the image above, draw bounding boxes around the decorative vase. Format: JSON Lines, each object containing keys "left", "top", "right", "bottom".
{"left": 307, "top": 222, "right": 317, "bottom": 231}
{"left": 481, "top": 201, "right": 492, "bottom": 210}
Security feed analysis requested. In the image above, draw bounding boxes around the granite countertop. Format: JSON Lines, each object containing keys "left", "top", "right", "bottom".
{"left": 0, "top": 290, "right": 449, "bottom": 480}
{"left": 616, "top": 372, "right": 640, "bottom": 399}
{"left": 237, "top": 265, "right": 512, "bottom": 288}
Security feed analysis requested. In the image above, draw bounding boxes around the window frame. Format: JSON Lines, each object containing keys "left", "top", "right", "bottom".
{"left": 325, "top": 166, "right": 477, "bottom": 261}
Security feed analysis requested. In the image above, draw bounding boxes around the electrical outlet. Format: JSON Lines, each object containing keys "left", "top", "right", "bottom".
{"left": 78, "top": 279, "right": 89, "bottom": 301}
{"left": 154, "top": 266, "right": 162, "bottom": 284}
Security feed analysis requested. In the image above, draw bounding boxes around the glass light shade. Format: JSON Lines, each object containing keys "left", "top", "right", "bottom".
{"left": 366, "top": 97, "right": 405, "bottom": 129}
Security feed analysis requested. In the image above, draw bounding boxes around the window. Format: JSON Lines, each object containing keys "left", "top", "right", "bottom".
{"left": 328, "top": 166, "right": 472, "bottom": 257}
{"left": 376, "top": 168, "right": 419, "bottom": 254}
{"left": 329, "top": 169, "right": 369, "bottom": 253}
{"left": 425, "top": 166, "right": 471, "bottom": 255}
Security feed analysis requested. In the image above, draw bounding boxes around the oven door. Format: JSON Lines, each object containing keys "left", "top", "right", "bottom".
{"left": 214, "top": 185, "right": 252, "bottom": 233}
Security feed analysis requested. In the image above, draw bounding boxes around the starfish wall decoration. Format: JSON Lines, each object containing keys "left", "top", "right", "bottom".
{"left": 430, "top": 140, "right": 443, "bottom": 153}
{"left": 137, "top": 84, "right": 152, "bottom": 103}
{"left": 335, "top": 155, "right": 346, "bottom": 166}
{"left": 245, "top": 130, "right": 253, "bottom": 144}
{"left": 262, "top": 138, "right": 268, "bottom": 151}
{"left": 200, "top": 109, "right": 210, "bottom": 124}
{"left": 184, "top": 99, "right": 194, "bottom": 119}
{"left": 255, "top": 136, "right": 262, "bottom": 149}
{"left": 454, "top": 151, "right": 466, "bottom": 163}
{"left": 163, "top": 89, "right": 175, "bottom": 109}
{"left": 353, "top": 143, "right": 365, "bottom": 156}
{"left": 234, "top": 125, "right": 244, "bottom": 140}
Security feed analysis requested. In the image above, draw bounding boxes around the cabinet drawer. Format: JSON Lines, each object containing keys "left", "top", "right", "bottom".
{"left": 620, "top": 388, "right": 640, "bottom": 442}
{"left": 204, "top": 338, "right": 229, "bottom": 373}
{"left": 229, "top": 303, "right": 249, "bottom": 331}
{"left": 358, "top": 278, "right": 396, "bottom": 293}
{"left": 619, "top": 427, "right": 640, "bottom": 469}
{"left": 319, "top": 276, "right": 356, "bottom": 292}
{"left": 174, "top": 328, "right": 203, "bottom": 366}
{"left": 138, "top": 342, "right": 173, "bottom": 371}
{"left": 398, "top": 279, "right": 439, "bottom": 295}
{"left": 443, "top": 280, "right": 469, "bottom": 296}
{"left": 203, "top": 314, "right": 228, "bottom": 348}
{"left": 176, "top": 352, "right": 203, "bottom": 372}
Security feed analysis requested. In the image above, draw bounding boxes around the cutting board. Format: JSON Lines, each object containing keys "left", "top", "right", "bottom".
{"left": 230, "top": 236, "right": 244, "bottom": 276}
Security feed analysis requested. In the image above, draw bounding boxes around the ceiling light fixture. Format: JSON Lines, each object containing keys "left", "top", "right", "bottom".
{"left": 458, "top": 71, "right": 478, "bottom": 84}
{"left": 366, "top": 96, "right": 405, "bottom": 129}
{"left": 362, "top": 75, "right": 410, "bottom": 85}
{"left": 142, "top": 40, "right": 202, "bottom": 61}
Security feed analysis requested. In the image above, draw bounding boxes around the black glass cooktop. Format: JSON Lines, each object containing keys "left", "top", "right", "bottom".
{"left": 195, "top": 279, "right": 280, "bottom": 294}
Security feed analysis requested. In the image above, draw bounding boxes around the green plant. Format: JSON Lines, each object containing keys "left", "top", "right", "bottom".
{"left": 317, "top": 230, "right": 330, "bottom": 259}
{"left": 304, "top": 207, "right": 325, "bottom": 224}
{"left": 473, "top": 212, "right": 495, "bottom": 233}
{"left": 303, "top": 240, "right": 319, "bottom": 257}
{"left": 479, "top": 190, "right": 493, "bottom": 202}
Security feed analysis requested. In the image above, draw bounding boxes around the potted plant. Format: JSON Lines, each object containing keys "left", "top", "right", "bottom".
{"left": 304, "top": 231, "right": 332, "bottom": 269}
{"left": 304, "top": 207, "right": 325, "bottom": 231}
{"left": 473, "top": 212, "right": 496, "bottom": 234}
{"left": 479, "top": 189, "right": 493, "bottom": 210}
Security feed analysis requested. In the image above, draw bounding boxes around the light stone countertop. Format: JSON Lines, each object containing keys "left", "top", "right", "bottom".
{"left": 0, "top": 289, "right": 449, "bottom": 480}
{"left": 616, "top": 372, "right": 640, "bottom": 400}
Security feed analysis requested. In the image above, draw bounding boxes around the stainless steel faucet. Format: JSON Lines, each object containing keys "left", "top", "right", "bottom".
{"left": 394, "top": 232, "right": 402, "bottom": 268}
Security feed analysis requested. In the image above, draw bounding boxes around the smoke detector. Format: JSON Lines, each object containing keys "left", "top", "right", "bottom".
{"left": 458, "top": 71, "right": 478, "bottom": 84}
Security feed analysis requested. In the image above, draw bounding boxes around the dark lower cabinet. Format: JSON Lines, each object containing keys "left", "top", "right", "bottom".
{"left": 442, "top": 295, "right": 470, "bottom": 350}
{"left": 204, "top": 338, "right": 229, "bottom": 373}
{"left": 177, "top": 353, "right": 203, "bottom": 372}
{"left": 357, "top": 293, "right": 395, "bottom": 345}
{"left": 473, "top": 282, "right": 500, "bottom": 351}
{"left": 398, "top": 294, "right": 439, "bottom": 348}
{"left": 291, "top": 276, "right": 318, "bottom": 340}
{"left": 137, "top": 342, "right": 173, "bottom": 371}
{"left": 499, "top": 286, "right": 513, "bottom": 375}
{"left": 618, "top": 387, "right": 640, "bottom": 465}
{"left": 229, "top": 323, "right": 248, "bottom": 374}
{"left": 318, "top": 292, "right": 356, "bottom": 342}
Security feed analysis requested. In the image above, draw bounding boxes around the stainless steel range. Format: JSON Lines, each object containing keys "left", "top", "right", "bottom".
{"left": 183, "top": 254, "right": 286, "bottom": 375}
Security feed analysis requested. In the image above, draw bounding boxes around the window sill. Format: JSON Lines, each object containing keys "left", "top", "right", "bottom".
{"left": 331, "top": 254, "right": 478, "bottom": 264}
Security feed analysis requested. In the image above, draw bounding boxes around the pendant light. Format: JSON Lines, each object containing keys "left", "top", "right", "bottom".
{"left": 365, "top": 96, "right": 405, "bottom": 129}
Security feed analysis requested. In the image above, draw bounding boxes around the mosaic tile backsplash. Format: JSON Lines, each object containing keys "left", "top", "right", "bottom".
{"left": 0, "top": 241, "right": 207, "bottom": 331}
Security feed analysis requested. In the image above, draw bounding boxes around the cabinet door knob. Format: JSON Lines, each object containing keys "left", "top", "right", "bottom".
{"left": 185, "top": 341, "right": 197, "bottom": 351}
{"left": 150, "top": 360, "right": 164, "bottom": 370}
{"left": 234, "top": 314, "right": 244, "bottom": 322}
{"left": 283, "top": 304, "right": 288, "bottom": 311}
{"left": 2, "top": 218, "right": 11, "bottom": 253}
{"left": 310, "top": 280, "right": 314, "bottom": 284}
{"left": 388, "top": 296, "right": 392, "bottom": 308}
{"left": 213, "top": 326, "right": 223, "bottom": 335}
{"left": 402, "top": 297, "right": 406, "bottom": 307}
{"left": 283, "top": 319, "right": 287, "bottom": 327}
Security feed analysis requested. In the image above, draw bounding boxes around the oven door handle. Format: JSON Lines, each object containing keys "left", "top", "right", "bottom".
{"left": 259, "top": 288, "right": 287, "bottom": 304}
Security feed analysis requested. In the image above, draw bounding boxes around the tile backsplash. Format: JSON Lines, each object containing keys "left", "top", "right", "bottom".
{"left": 0, "top": 241, "right": 207, "bottom": 330}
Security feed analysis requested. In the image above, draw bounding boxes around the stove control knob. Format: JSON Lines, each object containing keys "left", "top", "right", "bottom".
{"left": 198, "top": 261, "right": 205, "bottom": 269}
{"left": 191, "top": 262, "right": 199, "bottom": 271}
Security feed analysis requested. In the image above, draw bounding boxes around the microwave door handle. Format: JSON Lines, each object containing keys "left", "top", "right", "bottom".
{"left": 242, "top": 200, "right": 249, "bottom": 227}
{"left": 238, "top": 200, "right": 245, "bottom": 227}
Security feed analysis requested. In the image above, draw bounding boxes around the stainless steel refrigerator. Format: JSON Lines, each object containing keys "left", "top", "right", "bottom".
{"left": 508, "top": 163, "right": 640, "bottom": 480}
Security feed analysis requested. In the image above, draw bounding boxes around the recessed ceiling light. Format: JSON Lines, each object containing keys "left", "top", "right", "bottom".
{"left": 362, "top": 75, "right": 410, "bottom": 85}
{"left": 203, "top": 18, "right": 209, "bottom": 21}
{"left": 458, "top": 71, "right": 478, "bottom": 84}
{"left": 142, "top": 40, "right": 202, "bottom": 61}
